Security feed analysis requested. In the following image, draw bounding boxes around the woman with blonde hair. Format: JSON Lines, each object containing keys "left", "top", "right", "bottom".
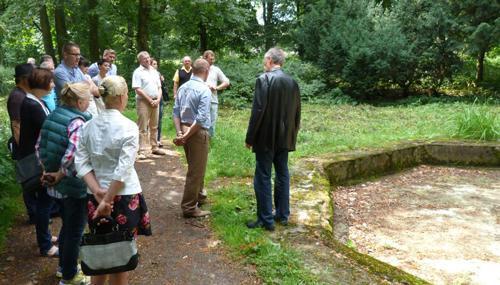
{"left": 75, "top": 76, "right": 152, "bottom": 285}
{"left": 37, "top": 82, "right": 93, "bottom": 285}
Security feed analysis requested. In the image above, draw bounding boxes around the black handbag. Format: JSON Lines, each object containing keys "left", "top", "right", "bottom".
{"left": 15, "top": 153, "right": 43, "bottom": 193}
{"left": 80, "top": 217, "right": 139, "bottom": 275}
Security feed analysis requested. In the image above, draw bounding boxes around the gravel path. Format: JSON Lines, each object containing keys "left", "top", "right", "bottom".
{"left": 0, "top": 144, "right": 258, "bottom": 285}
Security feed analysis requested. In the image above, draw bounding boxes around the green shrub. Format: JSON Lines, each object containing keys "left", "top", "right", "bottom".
{"left": 0, "top": 105, "right": 21, "bottom": 249}
{"left": 453, "top": 101, "right": 499, "bottom": 141}
{"left": 0, "top": 65, "right": 15, "bottom": 97}
{"left": 218, "top": 54, "right": 333, "bottom": 107}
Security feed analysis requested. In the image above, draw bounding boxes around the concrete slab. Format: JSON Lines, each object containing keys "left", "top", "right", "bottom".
{"left": 333, "top": 165, "right": 500, "bottom": 285}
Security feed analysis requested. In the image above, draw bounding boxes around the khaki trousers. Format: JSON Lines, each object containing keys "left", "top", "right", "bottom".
{"left": 181, "top": 126, "right": 209, "bottom": 215}
{"left": 136, "top": 98, "right": 159, "bottom": 153}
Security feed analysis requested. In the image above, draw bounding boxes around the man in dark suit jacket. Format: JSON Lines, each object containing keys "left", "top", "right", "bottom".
{"left": 245, "top": 47, "right": 301, "bottom": 231}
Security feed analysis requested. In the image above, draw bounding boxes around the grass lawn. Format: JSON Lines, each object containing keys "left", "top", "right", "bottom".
{"left": 207, "top": 102, "right": 499, "bottom": 180}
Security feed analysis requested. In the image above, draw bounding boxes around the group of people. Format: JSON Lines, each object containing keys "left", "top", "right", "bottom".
{"left": 6, "top": 43, "right": 300, "bottom": 284}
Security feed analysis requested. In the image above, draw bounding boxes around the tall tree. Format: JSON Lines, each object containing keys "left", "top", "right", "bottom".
{"left": 137, "top": 0, "right": 150, "bottom": 52}
{"left": 199, "top": 20, "right": 208, "bottom": 52}
{"left": 450, "top": 0, "right": 500, "bottom": 82}
{"left": 262, "top": 0, "right": 275, "bottom": 50}
{"left": 39, "top": 4, "right": 56, "bottom": 61}
{"left": 88, "top": 0, "right": 99, "bottom": 61}
{"left": 54, "top": 0, "right": 68, "bottom": 58}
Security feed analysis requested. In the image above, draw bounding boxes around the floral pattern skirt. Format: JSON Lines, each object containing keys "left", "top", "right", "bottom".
{"left": 87, "top": 193, "right": 152, "bottom": 236}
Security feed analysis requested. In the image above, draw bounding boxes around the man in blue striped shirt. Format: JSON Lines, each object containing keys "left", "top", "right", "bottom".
{"left": 173, "top": 58, "right": 212, "bottom": 218}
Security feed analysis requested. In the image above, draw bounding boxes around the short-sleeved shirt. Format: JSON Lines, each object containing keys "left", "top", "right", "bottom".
{"left": 54, "top": 61, "right": 87, "bottom": 98}
{"left": 132, "top": 65, "right": 161, "bottom": 100}
{"left": 7, "top": 87, "right": 27, "bottom": 122}
{"left": 172, "top": 76, "right": 212, "bottom": 130}
{"left": 206, "top": 65, "right": 229, "bottom": 104}
{"left": 88, "top": 62, "right": 117, "bottom": 78}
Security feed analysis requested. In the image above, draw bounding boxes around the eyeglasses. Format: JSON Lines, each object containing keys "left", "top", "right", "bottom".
{"left": 69, "top": 53, "right": 81, "bottom": 57}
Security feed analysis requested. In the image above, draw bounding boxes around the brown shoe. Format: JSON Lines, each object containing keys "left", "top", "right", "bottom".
{"left": 152, "top": 149, "right": 166, "bottom": 155}
{"left": 136, "top": 153, "right": 147, "bottom": 160}
{"left": 183, "top": 210, "right": 211, "bottom": 218}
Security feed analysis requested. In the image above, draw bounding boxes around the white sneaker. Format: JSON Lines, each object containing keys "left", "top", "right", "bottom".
{"left": 59, "top": 269, "right": 90, "bottom": 285}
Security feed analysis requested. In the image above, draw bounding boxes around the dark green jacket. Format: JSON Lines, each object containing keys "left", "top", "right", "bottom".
{"left": 39, "top": 106, "right": 91, "bottom": 198}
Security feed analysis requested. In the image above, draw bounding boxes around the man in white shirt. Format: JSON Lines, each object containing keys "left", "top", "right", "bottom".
{"left": 132, "top": 51, "right": 166, "bottom": 159}
{"left": 203, "top": 50, "right": 230, "bottom": 137}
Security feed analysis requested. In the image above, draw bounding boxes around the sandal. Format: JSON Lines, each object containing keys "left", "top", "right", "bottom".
{"left": 51, "top": 236, "right": 58, "bottom": 244}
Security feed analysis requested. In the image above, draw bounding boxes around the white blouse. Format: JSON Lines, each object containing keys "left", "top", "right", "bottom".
{"left": 75, "top": 109, "right": 141, "bottom": 195}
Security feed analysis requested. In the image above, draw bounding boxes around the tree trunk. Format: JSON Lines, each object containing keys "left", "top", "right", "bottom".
{"left": 39, "top": 4, "right": 56, "bottom": 61}
{"left": 127, "top": 21, "right": 134, "bottom": 51}
{"left": 137, "top": 0, "right": 150, "bottom": 52}
{"left": 88, "top": 0, "right": 99, "bottom": 61}
{"left": 476, "top": 50, "right": 485, "bottom": 82}
{"left": 263, "top": 0, "right": 274, "bottom": 50}
{"left": 199, "top": 20, "right": 208, "bottom": 52}
{"left": 54, "top": 0, "right": 68, "bottom": 59}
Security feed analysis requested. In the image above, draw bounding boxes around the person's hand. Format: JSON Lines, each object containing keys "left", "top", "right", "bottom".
{"left": 93, "top": 188, "right": 107, "bottom": 204}
{"left": 93, "top": 200, "right": 113, "bottom": 219}
{"left": 207, "top": 83, "right": 216, "bottom": 92}
{"left": 150, "top": 98, "right": 158, "bottom": 107}
{"left": 173, "top": 137, "right": 185, "bottom": 146}
{"left": 42, "top": 170, "right": 64, "bottom": 186}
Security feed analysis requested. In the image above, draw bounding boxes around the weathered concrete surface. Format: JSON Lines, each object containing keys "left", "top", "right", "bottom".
{"left": 424, "top": 141, "right": 500, "bottom": 166}
{"left": 333, "top": 165, "right": 500, "bottom": 285}
{"left": 323, "top": 141, "right": 500, "bottom": 186}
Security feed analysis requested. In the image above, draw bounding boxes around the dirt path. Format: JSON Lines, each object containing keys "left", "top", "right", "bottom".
{"left": 0, "top": 144, "right": 259, "bottom": 285}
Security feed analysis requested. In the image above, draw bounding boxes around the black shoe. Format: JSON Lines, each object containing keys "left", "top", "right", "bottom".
{"left": 274, "top": 216, "right": 288, "bottom": 226}
{"left": 246, "top": 220, "right": 275, "bottom": 231}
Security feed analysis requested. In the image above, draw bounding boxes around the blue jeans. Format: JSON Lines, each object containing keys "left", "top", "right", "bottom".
{"left": 59, "top": 196, "right": 88, "bottom": 280}
{"left": 157, "top": 99, "right": 165, "bottom": 142}
{"left": 253, "top": 149, "right": 290, "bottom": 226}
{"left": 35, "top": 188, "right": 55, "bottom": 254}
{"left": 208, "top": 102, "right": 218, "bottom": 137}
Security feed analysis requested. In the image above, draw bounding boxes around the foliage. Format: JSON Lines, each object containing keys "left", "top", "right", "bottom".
{"left": 450, "top": 0, "right": 500, "bottom": 81}
{"left": 296, "top": 0, "right": 463, "bottom": 97}
{"left": 453, "top": 100, "right": 499, "bottom": 141}
{"left": 0, "top": 100, "right": 22, "bottom": 250}
{"left": 0, "top": 65, "right": 15, "bottom": 97}
{"left": 218, "top": 54, "right": 355, "bottom": 108}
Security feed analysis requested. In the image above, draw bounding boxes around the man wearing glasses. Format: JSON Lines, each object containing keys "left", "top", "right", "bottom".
{"left": 54, "top": 42, "right": 99, "bottom": 105}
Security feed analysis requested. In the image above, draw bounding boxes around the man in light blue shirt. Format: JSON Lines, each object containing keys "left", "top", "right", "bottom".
{"left": 88, "top": 49, "right": 117, "bottom": 78}
{"left": 54, "top": 42, "right": 99, "bottom": 106}
{"left": 54, "top": 43, "right": 86, "bottom": 99}
{"left": 173, "top": 58, "right": 212, "bottom": 218}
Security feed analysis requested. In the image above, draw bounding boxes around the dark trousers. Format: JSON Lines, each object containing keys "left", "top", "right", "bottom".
{"left": 35, "top": 188, "right": 55, "bottom": 254}
{"left": 59, "top": 196, "right": 88, "bottom": 280}
{"left": 181, "top": 127, "right": 209, "bottom": 214}
{"left": 157, "top": 99, "right": 165, "bottom": 142}
{"left": 253, "top": 149, "right": 290, "bottom": 226}
{"left": 23, "top": 190, "right": 37, "bottom": 223}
